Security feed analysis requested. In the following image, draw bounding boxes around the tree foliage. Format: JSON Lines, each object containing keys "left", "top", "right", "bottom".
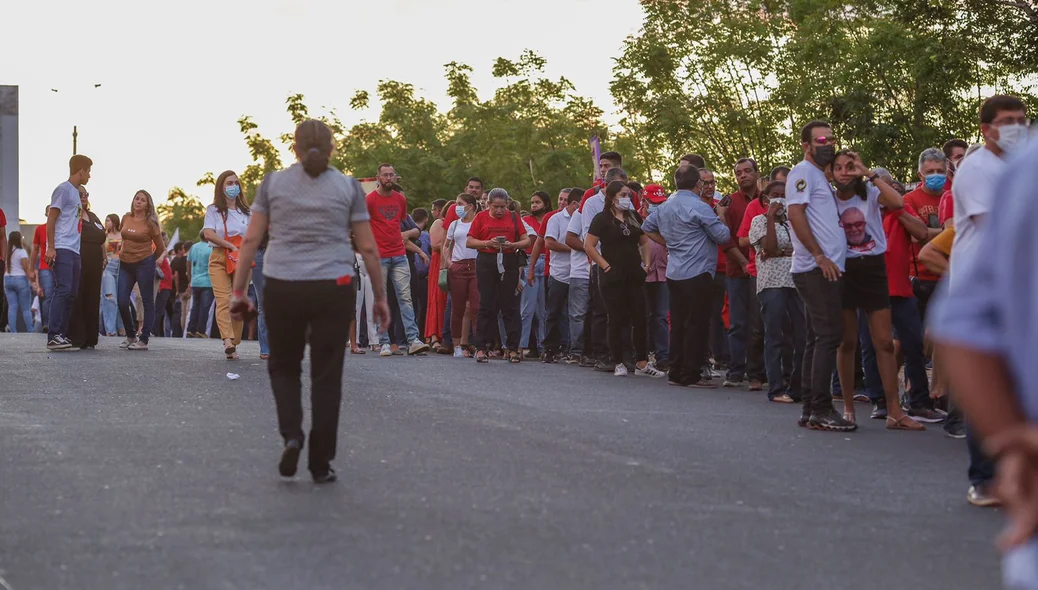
{"left": 156, "top": 187, "right": 205, "bottom": 241}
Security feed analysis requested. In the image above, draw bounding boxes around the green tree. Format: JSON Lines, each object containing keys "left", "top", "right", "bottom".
{"left": 157, "top": 187, "right": 206, "bottom": 241}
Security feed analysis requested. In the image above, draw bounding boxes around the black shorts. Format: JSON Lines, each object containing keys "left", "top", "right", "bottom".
{"left": 841, "top": 255, "right": 890, "bottom": 312}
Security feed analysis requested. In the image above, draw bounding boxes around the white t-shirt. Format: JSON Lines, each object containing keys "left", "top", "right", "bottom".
{"left": 785, "top": 160, "right": 846, "bottom": 273}
{"left": 567, "top": 210, "right": 590, "bottom": 280}
{"left": 950, "top": 146, "right": 1005, "bottom": 291}
{"left": 835, "top": 182, "right": 886, "bottom": 258}
{"left": 49, "top": 181, "right": 82, "bottom": 254}
{"left": 447, "top": 219, "right": 478, "bottom": 262}
{"left": 5, "top": 248, "right": 28, "bottom": 277}
{"left": 545, "top": 209, "right": 572, "bottom": 283}
{"left": 203, "top": 205, "right": 250, "bottom": 239}
{"left": 580, "top": 192, "right": 605, "bottom": 256}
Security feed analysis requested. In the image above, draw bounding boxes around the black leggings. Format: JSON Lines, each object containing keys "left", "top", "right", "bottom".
{"left": 475, "top": 253, "right": 520, "bottom": 351}
{"left": 263, "top": 277, "right": 355, "bottom": 476}
{"left": 600, "top": 278, "right": 648, "bottom": 365}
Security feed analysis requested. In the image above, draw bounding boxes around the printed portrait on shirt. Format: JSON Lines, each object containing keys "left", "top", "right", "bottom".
{"left": 839, "top": 206, "right": 876, "bottom": 252}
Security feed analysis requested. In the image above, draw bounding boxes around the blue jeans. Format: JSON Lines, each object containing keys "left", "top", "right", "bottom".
{"left": 520, "top": 256, "right": 547, "bottom": 351}
{"left": 567, "top": 277, "right": 590, "bottom": 356}
{"left": 48, "top": 249, "right": 81, "bottom": 340}
{"left": 118, "top": 256, "right": 156, "bottom": 343}
{"left": 725, "top": 276, "right": 753, "bottom": 380}
{"left": 189, "top": 287, "right": 214, "bottom": 335}
{"left": 758, "top": 287, "right": 806, "bottom": 400}
{"left": 4, "top": 275, "right": 34, "bottom": 332}
{"left": 252, "top": 249, "right": 269, "bottom": 355}
{"left": 101, "top": 261, "right": 120, "bottom": 335}
{"left": 36, "top": 268, "right": 54, "bottom": 332}
{"left": 645, "top": 281, "right": 669, "bottom": 364}
{"left": 378, "top": 256, "right": 419, "bottom": 345}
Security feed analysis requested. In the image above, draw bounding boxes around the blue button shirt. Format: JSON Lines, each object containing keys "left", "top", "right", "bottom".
{"left": 642, "top": 189, "right": 731, "bottom": 281}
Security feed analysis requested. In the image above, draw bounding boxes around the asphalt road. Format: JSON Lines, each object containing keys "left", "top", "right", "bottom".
{"left": 0, "top": 334, "right": 1004, "bottom": 589}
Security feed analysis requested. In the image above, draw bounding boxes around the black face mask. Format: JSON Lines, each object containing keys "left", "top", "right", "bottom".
{"left": 833, "top": 178, "right": 857, "bottom": 192}
{"left": 813, "top": 145, "right": 836, "bottom": 167}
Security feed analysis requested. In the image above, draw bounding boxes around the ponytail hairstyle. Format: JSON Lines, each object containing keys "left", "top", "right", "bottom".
{"left": 604, "top": 180, "right": 642, "bottom": 228}
{"left": 213, "top": 170, "right": 251, "bottom": 215}
{"left": 294, "top": 119, "right": 333, "bottom": 178}
{"left": 6, "top": 231, "right": 23, "bottom": 274}
{"left": 832, "top": 150, "right": 868, "bottom": 201}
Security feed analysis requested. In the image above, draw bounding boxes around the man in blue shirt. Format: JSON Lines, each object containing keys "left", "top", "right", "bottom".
{"left": 643, "top": 164, "right": 731, "bottom": 388}
{"left": 932, "top": 133, "right": 1037, "bottom": 590}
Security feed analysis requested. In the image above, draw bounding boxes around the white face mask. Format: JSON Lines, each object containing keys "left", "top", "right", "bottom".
{"left": 455, "top": 205, "right": 467, "bottom": 218}
{"left": 994, "top": 123, "right": 1029, "bottom": 155}
{"left": 617, "top": 197, "right": 633, "bottom": 211}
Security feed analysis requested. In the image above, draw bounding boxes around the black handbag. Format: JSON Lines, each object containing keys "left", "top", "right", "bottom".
{"left": 510, "top": 212, "right": 530, "bottom": 267}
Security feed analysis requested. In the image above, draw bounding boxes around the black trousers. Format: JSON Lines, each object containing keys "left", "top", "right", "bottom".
{"left": 68, "top": 246, "right": 104, "bottom": 348}
{"left": 542, "top": 277, "right": 569, "bottom": 353}
{"left": 793, "top": 268, "right": 843, "bottom": 416}
{"left": 475, "top": 253, "right": 520, "bottom": 351}
{"left": 264, "top": 277, "right": 355, "bottom": 476}
{"left": 747, "top": 278, "right": 766, "bottom": 381}
{"left": 600, "top": 277, "right": 648, "bottom": 365}
{"left": 667, "top": 273, "right": 713, "bottom": 385}
{"left": 153, "top": 289, "right": 172, "bottom": 337}
{"left": 589, "top": 265, "right": 610, "bottom": 360}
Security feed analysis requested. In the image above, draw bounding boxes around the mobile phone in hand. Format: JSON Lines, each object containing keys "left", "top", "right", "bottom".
{"left": 718, "top": 195, "right": 732, "bottom": 207}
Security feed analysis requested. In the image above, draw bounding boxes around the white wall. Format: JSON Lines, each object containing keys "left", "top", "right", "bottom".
{"left": 0, "top": 85, "right": 19, "bottom": 233}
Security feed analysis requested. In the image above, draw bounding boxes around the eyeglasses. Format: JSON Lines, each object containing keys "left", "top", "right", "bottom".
{"left": 702, "top": 180, "right": 717, "bottom": 186}
{"left": 991, "top": 116, "right": 1031, "bottom": 127}
{"left": 620, "top": 221, "right": 631, "bottom": 236}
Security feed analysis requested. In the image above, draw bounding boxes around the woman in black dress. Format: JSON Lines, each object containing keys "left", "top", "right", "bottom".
{"left": 69, "top": 185, "right": 107, "bottom": 349}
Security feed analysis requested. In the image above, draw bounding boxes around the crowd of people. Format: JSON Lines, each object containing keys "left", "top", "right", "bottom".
{"left": 0, "top": 97, "right": 1035, "bottom": 539}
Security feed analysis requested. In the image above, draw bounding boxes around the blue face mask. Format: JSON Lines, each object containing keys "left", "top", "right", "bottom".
{"left": 455, "top": 205, "right": 467, "bottom": 218}
{"left": 225, "top": 184, "right": 241, "bottom": 199}
{"left": 923, "top": 174, "right": 946, "bottom": 193}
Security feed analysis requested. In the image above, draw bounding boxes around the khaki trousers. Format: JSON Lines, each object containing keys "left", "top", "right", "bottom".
{"left": 209, "top": 247, "right": 251, "bottom": 345}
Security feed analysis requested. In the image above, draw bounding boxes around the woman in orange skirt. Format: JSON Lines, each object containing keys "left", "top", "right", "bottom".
{"left": 425, "top": 207, "right": 449, "bottom": 352}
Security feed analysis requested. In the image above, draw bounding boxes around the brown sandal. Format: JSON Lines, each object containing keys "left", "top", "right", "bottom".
{"left": 508, "top": 351, "right": 522, "bottom": 364}
{"left": 886, "top": 415, "right": 926, "bottom": 431}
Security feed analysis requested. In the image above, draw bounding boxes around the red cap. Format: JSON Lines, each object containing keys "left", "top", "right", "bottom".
{"left": 642, "top": 184, "right": 667, "bottom": 204}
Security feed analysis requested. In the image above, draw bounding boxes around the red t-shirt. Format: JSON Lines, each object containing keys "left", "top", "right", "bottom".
{"left": 158, "top": 257, "right": 174, "bottom": 291}
{"left": 365, "top": 190, "right": 408, "bottom": 258}
{"left": 0, "top": 208, "right": 6, "bottom": 227}
{"left": 882, "top": 207, "right": 914, "bottom": 298}
{"left": 537, "top": 209, "right": 560, "bottom": 277}
{"left": 522, "top": 214, "right": 543, "bottom": 256}
{"left": 721, "top": 190, "right": 754, "bottom": 278}
{"left": 903, "top": 186, "right": 943, "bottom": 281}
{"left": 938, "top": 190, "right": 954, "bottom": 226}
{"left": 736, "top": 198, "right": 766, "bottom": 278}
{"left": 33, "top": 224, "right": 50, "bottom": 271}
{"left": 468, "top": 210, "right": 525, "bottom": 254}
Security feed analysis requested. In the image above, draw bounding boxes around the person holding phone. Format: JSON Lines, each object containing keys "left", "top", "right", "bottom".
{"left": 466, "top": 188, "right": 531, "bottom": 364}
{"left": 229, "top": 119, "right": 389, "bottom": 484}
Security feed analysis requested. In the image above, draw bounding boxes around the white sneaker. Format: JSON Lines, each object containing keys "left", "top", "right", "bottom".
{"left": 636, "top": 364, "right": 665, "bottom": 378}
{"left": 453, "top": 346, "right": 464, "bottom": 358}
{"left": 379, "top": 344, "right": 393, "bottom": 357}
{"left": 614, "top": 363, "right": 628, "bottom": 377}
{"left": 119, "top": 338, "right": 138, "bottom": 349}
{"left": 127, "top": 340, "right": 149, "bottom": 351}
{"left": 408, "top": 340, "right": 430, "bottom": 355}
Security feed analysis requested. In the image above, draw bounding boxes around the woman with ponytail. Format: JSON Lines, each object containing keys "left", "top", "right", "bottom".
{"left": 202, "top": 170, "right": 252, "bottom": 359}
{"left": 229, "top": 119, "right": 389, "bottom": 484}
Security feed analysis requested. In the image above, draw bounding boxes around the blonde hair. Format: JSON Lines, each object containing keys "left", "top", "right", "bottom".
{"left": 129, "top": 189, "right": 161, "bottom": 230}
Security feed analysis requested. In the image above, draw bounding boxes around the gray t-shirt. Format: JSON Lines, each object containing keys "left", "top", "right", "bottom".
{"left": 251, "top": 163, "right": 370, "bottom": 281}
{"left": 49, "top": 181, "right": 82, "bottom": 254}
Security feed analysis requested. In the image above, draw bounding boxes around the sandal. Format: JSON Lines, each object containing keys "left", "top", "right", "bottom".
{"left": 843, "top": 412, "right": 857, "bottom": 425}
{"left": 475, "top": 350, "right": 489, "bottom": 363}
{"left": 508, "top": 351, "right": 522, "bottom": 364}
{"left": 886, "top": 415, "right": 926, "bottom": 431}
{"left": 769, "top": 394, "right": 795, "bottom": 404}
{"left": 260, "top": 353, "right": 270, "bottom": 360}
{"left": 349, "top": 348, "right": 365, "bottom": 355}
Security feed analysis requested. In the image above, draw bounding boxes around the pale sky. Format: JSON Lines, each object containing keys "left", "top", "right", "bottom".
{"left": 1, "top": 0, "right": 644, "bottom": 225}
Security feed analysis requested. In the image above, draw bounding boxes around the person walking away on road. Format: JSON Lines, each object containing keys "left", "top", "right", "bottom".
{"left": 45, "top": 154, "right": 92, "bottom": 350}
{"left": 229, "top": 118, "right": 390, "bottom": 484}
{"left": 466, "top": 188, "right": 531, "bottom": 364}
{"left": 202, "top": 170, "right": 252, "bottom": 360}
{"left": 748, "top": 180, "right": 806, "bottom": 403}
{"left": 365, "top": 163, "right": 429, "bottom": 357}
{"left": 443, "top": 193, "right": 481, "bottom": 358}
{"left": 643, "top": 165, "right": 731, "bottom": 387}
{"left": 785, "top": 121, "right": 856, "bottom": 432}
{"left": 584, "top": 181, "right": 665, "bottom": 378}
{"left": 67, "top": 186, "right": 106, "bottom": 349}
{"left": 186, "top": 239, "right": 214, "bottom": 338}
{"left": 116, "top": 190, "right": 166, "bottom": 351}
{"left": 29, "top": 207, "right": 53, "bottom": 333}
{"left": 5, "top": 231, "right": 34, "bottom": 332}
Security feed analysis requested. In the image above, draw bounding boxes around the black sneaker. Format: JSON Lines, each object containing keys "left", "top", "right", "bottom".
{"left": 578, "top": 356, "right": 596, "bottom": 368}
{"left": 312, "top": 467, "right": 337, "bottom": 484}
{"left": 908, "top": 406, "right": 946, "bottom": 423}
{"left": 47, "top": 336, "right": 72, "bottom": 351}
{"left": 945, "top": 422, "right": 967, "bottom": 439}
{"left": 594, "top": 360, "right": 614, "bottom": 373}
{"left": 809, "top": 411, "right": 858, "bottom": 432}
{"left": 870, "top": 401, "right": 888, "bottom": 420}
{"left": 279, "top": 439, "right": 302, "bottom": 477}
{"left": 797, "top": 413, "right": 811, "bottom": 428}
{"left": 542, "top": 351, "right": 557, "bottom": 364}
